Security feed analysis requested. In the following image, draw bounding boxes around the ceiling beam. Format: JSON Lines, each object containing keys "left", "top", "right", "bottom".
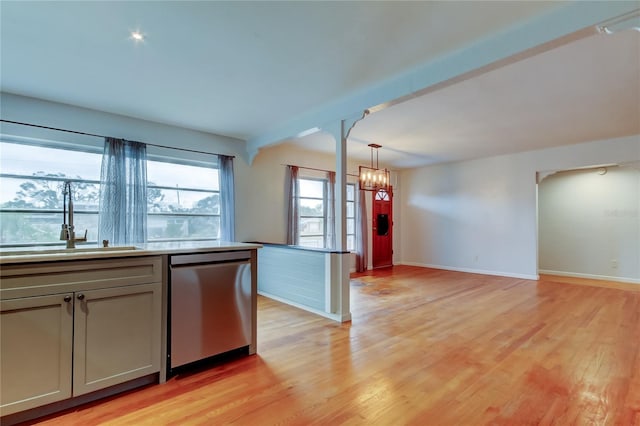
{"left": 245, "top": 1, "right": 639, "bottom": 163}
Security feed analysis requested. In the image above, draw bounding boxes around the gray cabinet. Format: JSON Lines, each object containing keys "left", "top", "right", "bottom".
{"left": 0, "top": 257, "right": 162, "bottom": 417}
{"left": 73, "top": 284, "right": 161, "bottom": 396}
{"left": 0, "top": 293, "right": 74, "bottom": 414}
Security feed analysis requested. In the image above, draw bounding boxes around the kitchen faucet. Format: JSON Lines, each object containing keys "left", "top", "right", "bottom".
{"left": 60, "top": 181, "right": 87, "bottom": 249}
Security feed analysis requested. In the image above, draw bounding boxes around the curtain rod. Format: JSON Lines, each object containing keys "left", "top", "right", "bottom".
{"left": 0, "top": 119, "right": 235, "bottom": 158}
{"left": 282, "top": 163, "right": 359, "bottom": 178}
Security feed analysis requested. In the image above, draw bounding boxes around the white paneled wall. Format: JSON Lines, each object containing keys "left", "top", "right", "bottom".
{"left": 258, "top": 245, "right": 327, "bottom": 311}
{"left": 257, "top": 245, "right": 351, "bottom": 322}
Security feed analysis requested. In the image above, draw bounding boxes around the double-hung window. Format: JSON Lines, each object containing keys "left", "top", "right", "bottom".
{"left": 295, "top": 174, "right": 356, "bottom": 251}
{"left": 346, "top": 184, "right": 355, "bottom": 251}
{"left": 298, "top": 177, "right": 327, "bottom": 248}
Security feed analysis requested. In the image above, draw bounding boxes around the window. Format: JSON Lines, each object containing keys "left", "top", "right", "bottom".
{"left": 146, "top": 159, "right": 220, "bottom": 242}
{"left": 0, "top": 140, "right": 102, "bottom": 247}
{"left": 346, "top": 184, "right": 355, "bottom": 251}
{"left": 0, "top": 138, "right": 221, "bottom": 248}
{"left": 296, "top": 176, "right": 356, "bottom": 251}
{"left": 298, "top": 178, "right": 326, "bottom": 248}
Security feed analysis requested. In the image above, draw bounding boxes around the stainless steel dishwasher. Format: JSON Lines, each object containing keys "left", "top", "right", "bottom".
{"left": 169, "top": 251, "right": 252, "bottom": 371}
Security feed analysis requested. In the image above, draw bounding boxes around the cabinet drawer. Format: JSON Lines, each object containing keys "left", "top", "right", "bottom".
{"left": 0, "top": 256, "right": 162, "bottom": 300}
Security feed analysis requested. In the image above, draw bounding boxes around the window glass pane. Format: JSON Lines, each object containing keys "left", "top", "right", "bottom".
{"left": 347, "top": 184, "right": 355, "bottom": 201}
{"left": 347, "top": 218, "right": 355, "bottom": 234}
{"left": 0, "top": 177, "right": 99, "bottom": 211}
{"left": 147, "top": 160, "right": 218, "bottom": 190}
{"left": 299, "top": 217, "right": 324, "bottom": 236}
{"left": 1, "top": 176, "right": 65, "bottom": 209}
{"left": 299, "top": 179, "right": 324, "bottom": 198}
{"left": 299, "top": 235, "right": 324, "bottom": 248}
{"left": 299, "top": 198, "right": 324, "bottom": 217}
{"left": 0, "top": 212, "right": 60, "bottom": 245}
{"left": 68, "top": 212, "right": 99, "bottom": 242}
{"left": 148, "top": 188, "right": 219, "bottom": 214}
{"left": 0, "top": 142, "right": 102, "bottom": 180}
{"left": 346, "top": 201, "right": 354, "bottom": 218}
{"left": 0, "top": 212, "right": 98, "bottom": 245}
{"left": 347, "top": 235, "right": 355, "bottom": 252}
{"left": 147, "top": 215, "right": 219, "bottom": 240}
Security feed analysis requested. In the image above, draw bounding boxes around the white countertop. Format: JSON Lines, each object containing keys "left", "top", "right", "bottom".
{"left": 0, "top": 241, "right": 262, "bottom": 264}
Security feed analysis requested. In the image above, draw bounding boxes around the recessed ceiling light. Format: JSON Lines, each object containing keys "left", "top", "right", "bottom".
{"left": 130, "top": 30, "right": 145, "bottom": 43}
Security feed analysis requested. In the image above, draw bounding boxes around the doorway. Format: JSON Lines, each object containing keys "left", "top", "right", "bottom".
{"left": 372, "top": 188, "right": 393, "bottom": 268}
{"left": 537, "top": 165, "right": 639, "bottom": 282}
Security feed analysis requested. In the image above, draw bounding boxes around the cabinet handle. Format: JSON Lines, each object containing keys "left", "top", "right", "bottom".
{"left": 63, "top": 295, "right": 72, "bottom": 303}
{"left": 77, "top": 293, "right": 85, "bottom": 300}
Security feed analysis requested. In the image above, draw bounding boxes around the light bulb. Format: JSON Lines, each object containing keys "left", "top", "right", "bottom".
{"left": 130, "top": 30, "right": 145, "bottom": 42}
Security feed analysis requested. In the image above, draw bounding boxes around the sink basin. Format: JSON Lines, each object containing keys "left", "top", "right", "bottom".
{"left": 0, "top": 246, "right": 139, "bottom": 256}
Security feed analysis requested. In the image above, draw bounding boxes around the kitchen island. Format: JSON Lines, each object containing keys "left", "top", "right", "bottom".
{"left": 0, "top": 241, "right": 261, "bottom": 425}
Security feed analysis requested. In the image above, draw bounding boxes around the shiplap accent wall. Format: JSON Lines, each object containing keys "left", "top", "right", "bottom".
{"left": 257, "top": 245, "right": 351, "bottom": 322}
{"left": 258, "top": 245, "right": 326, "bottom": 311}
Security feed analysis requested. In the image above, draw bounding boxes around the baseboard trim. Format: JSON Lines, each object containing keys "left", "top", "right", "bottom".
{"left": 538, "top": 269, "right": 640, "bottom": 285}
{"left": 398, "top": 261, "right": 539, "bottom": 280}
{"left": 258, "top": 291, "right": 351, "bottom": 323}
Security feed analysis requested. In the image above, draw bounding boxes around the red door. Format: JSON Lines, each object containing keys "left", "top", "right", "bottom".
{"left": 372, "top": 188, "right": 393, "bottom": 268}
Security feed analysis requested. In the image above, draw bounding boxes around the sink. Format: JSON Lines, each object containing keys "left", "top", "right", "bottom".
{"left": 0, "top": 246, "right": 139, "bottom": 256}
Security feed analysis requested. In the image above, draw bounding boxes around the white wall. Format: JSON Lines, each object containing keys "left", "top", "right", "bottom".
{"left": 0, "top": 93, "right": 245, "bottom": 158}
{"left": 399, "top": 135, "right": 640, "bottom": 280}
{"left": 538, "top": 166, "right": 639, "bottom": 282}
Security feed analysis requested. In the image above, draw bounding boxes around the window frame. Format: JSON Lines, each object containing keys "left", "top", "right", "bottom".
{"left": 0, "top": 138, "right": 222, "bottom": 248}
{"left": 0, "top": 139, "right": 103, "bottom": 248}
{"left": 346, "top": 183, "right": 356, "bottom": 252}
{"left": 145, "top": 160, "right": 221, "bottom": 243}
{"left": 297, "top": 176, "right": 328, "bottom": 248}
{"left": 295, "top": 177, "right": 357, "bottom": 251}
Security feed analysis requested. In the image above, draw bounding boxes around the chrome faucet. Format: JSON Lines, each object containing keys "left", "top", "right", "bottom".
{"left": 60, "top": 181, "right": 87, "bottom": 249}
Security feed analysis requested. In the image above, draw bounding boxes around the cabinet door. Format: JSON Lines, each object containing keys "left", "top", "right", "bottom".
{"left": 73, "top": 283, "right": 161, "bottom": 396}
{"left": 0, "top": 293, "right": 73, "bottom": 416}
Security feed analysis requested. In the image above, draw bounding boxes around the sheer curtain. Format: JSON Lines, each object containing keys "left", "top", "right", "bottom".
{"left": 355, "top": 189, "right": 368, "bottom": 272}
{"left": 325, "top": 171, "right": 336, "bottom": 249}
{"left": 98, "top": 138, "right": 147, "bottom": 245}
{"left": 219, "top": 155, "right": 235, "bottom": 241}
{"left": 286, "top": 165, "right": 299, "bottom": 245}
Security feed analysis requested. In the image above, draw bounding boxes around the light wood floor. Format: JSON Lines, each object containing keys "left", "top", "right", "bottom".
{"left": 31, "top": 266, "right": 640, "bottom": 425}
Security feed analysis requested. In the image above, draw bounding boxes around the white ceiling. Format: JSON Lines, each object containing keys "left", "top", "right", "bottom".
{"left": 293, "top": 29, "right": 640, "bottom": 168}
{"left": 1, "top": 1, "right": 638, "bottom": 168}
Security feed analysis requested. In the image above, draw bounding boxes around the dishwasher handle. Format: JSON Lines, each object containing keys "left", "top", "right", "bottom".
{"left": 170, "top": 251, "right": 251, "bottom": 266}
{"left": 170, "top": 259, "right": 250, "bottom": 271}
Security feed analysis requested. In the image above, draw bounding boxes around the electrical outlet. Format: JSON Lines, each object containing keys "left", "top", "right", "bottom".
{"left": 611, "top": 259, "right": 618, "bottom": 269}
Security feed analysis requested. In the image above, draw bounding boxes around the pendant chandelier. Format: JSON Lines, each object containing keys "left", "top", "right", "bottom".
{"left": 359, "top": 143, "right": 390, "bottom": 192}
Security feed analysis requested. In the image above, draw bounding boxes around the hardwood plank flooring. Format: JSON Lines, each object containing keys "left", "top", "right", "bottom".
{"left": 27, "top": 266, "right": 640, "bottom": 425}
